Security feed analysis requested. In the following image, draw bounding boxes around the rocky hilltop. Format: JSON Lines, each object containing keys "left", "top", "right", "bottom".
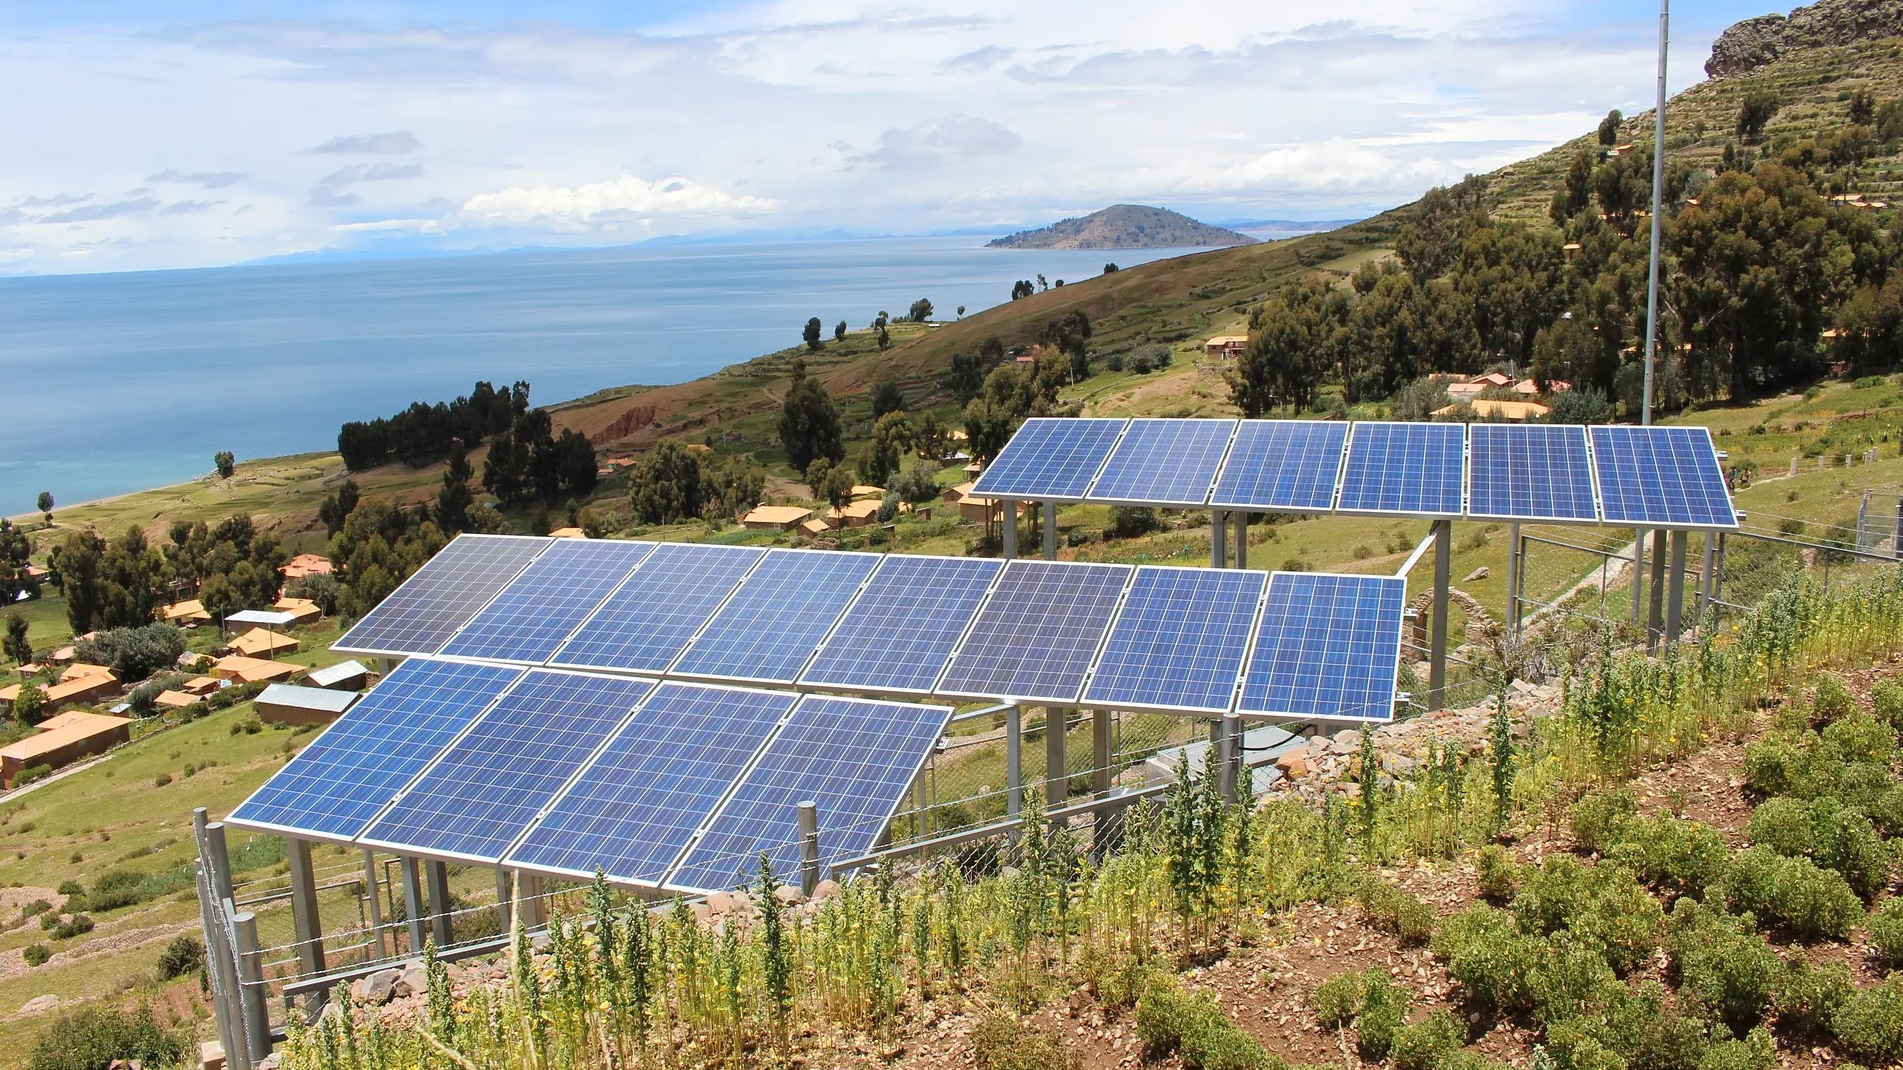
{"left": 986, "top": 204, "right": 1256, "bottom": 250}
{"left": 1707, "top": 0, "right": 1903, "bottom": 77}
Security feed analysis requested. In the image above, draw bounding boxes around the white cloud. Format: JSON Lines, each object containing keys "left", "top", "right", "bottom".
{"left": 854, "top": 114, "right": 1022, "bottom": 170}
{"left": 306, "top": 131, "right": 423, "bottom": 155}
{"left": 459, "top": 175, "right": 777, "bottom": 231}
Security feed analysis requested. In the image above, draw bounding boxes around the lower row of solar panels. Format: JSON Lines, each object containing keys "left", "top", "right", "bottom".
{"left": 227, "top": 660, "right": 949, "bottom": 894}
{"left": 335, "top": 536, "right": 1409, "bottom": 723}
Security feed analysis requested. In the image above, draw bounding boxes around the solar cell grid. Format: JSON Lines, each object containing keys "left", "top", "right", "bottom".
{"left": 669, "top": 695, "right": 951, "bottom": 892}
{"left": 937, "top": 560, "right": 1132, "bottom": 703}
{"left": 1239, "top": 572, "right": 1405, "bottom": 722}
{"left": 1082, "top": 566, "right": 1265, "bottom": 714}
{"left": 968, "top": 417, "right": 1128, "bottom": 500}
{"left": 227, "top": 658, "right": 523, "bottom": 840}
{"left": 1466, "top": 424, "right": 1598, "bottom": 523}
{"left": 549, "top": 543, "right": 765, "bottom": 673}
{"left": 1085, "top": 418, "right": 1238, "bottom": 506}
{"left": 438, "top": 539, "right": 656, "bottom": 663}
{"left": 1337, "top": 422, "right": 1466, "bottom": 517}
{"left": 800, "top": 556, "right": 1002, "bottom": 694}
{"left": 1208, "top": 420, "right": 1349, "bottom": 512}
{"left": 358, "top": 671, "right": 654, "bottom": 862}
{"left": 506, "top": 683, "right": 795, "bottom": 885}
{"left": 671, "top": 549, "right": 879, "bottom": 684}
{"left": 334, "top": 535, "right": 551, "bottom": 656}
{"left": 1590, "top": 425, "right": 1737, "bottom": 528}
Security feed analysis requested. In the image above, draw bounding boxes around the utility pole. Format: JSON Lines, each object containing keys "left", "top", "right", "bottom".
{"left": 1641, "top": 0, "right": 1669, "bottom": 427}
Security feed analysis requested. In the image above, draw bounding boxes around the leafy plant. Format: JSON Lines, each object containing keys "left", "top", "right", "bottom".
{"left": 26, "top": 1004, "right": 186, "bottom": 1070}
{"left": 1725, "top": 845, "right": 1861, "bottom": 940}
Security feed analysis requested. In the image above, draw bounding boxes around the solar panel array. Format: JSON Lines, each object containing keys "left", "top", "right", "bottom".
{"left": 438, "top": 539, "right": 656, "bottom": 664}
{"left": 334, "top": 535, "right": 551, "bottom": 656}
{"left": 962, "top": 417, "right": 1735, "bottom": 527}
{"left": 801, "top": 556, "right": 1003, "bottom": 694}
{"left": 551, "top": 544, "right": 764, "bottom": 673}
{"left": 937, "top": 560, "right": 1131, "bottom": 703}
{"left": 1083, "top": 567, "right": 1267, "bottom": 714}
{"left": 1239, "top": 573, "right": 1407, "bottom": 720}
{"left": 672, "top": 550, "right": 880, "bottom": 684}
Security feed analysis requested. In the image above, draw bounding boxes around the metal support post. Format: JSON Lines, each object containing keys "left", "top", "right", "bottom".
{"left": 401, "top": 856, "right": 426, "bottom": 955}
{"left": 233, "top": 912, "right": 274, "bottom": 1063}
{"left": 1005, "top": 705, "right": 1023, "bottom": 820}
{"left": 1429, "top": 519, "right": 1451, "bottom": 711}
{"left": 195, "top": 811, "right": 244, "bottom": 1070}
{"left": 362, "top": 850, "right": 388, "bottom": 958}
{"left": 1220, "top": 714, "right": 1241, "bottom": 805}
{"left": 1665, "top": 529, "right": 1687, "bottom": 647}
{"left": 493, "top": 869, "right": 512, "bottom": 932}
{"left": 1043, "top": 501, "right": 1059, "bottom": 560}
{"left": 1044, "top": 708, "right": 1068, "bottom": 810}
{"left": 1631, "top": 529, "right": 1646, "bottom": 623}
{"left": 1234, "top": 512, "right": 1249, "bottom": 569}
{"left": 1210, "top": 510, "right": 1227, "bottom": 567}
{"left": 518, "top": 874, "right": 545, "bottom": 931}
{"left": 1698, "top": 535, "right": 1715, "bottom": 620}
{"left": 797, "top": 801, "right": 820, "bottom": 896}
{"left": 426, "top": 859, "right": 453, "bottom": 948}
{"left": 285, "top": 838, "right": 326, "bottom": 1004}
{"left": 1646, "top": 528, "right": 1667, "bottom": 652}
{"left": 1505, "top": 523, "right": 1521, "bottom": 640}
{"left": 1713, "top": 533, "right": 1727, "bottom": 608}
{"left": 1092, "top": 709, "right": 1111, "bottom": 795}
{"left": 1002, "top": 500, "right": 1017, "bottom": 560}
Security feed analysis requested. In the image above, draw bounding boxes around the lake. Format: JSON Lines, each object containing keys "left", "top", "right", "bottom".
{"left": 0, "top": 237, "right": 1197, "bottom": 511}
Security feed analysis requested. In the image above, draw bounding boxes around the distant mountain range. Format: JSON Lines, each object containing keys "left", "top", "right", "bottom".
{"left": 985, "top": 205, "right": 1257, "bottom": 250}
{"left": 1214, "top": 218, "right": 1361, "bottom": 234}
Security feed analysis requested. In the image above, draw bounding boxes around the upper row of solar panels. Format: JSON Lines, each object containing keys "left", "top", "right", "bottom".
{"left": 336, "top": 534, "right": 1407, "bottom": 723}
{"left": 970, "top": 418, "right": 1738, "bottom": 529}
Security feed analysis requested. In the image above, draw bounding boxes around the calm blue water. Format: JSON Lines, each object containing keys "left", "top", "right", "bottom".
{"left": 0, "top": 237, "right": 1195, "bottom": 510}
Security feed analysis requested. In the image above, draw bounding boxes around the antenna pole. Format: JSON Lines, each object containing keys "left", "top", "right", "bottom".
{"left": 1642, "top": 0, "right": 1669, "bottom": 426}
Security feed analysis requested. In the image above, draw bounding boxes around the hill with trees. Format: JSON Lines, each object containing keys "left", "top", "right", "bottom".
{"left": 985, "top": 204, "right": 1258, "bottom": 249}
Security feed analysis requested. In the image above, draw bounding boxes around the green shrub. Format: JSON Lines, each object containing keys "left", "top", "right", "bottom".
{"left": 1696, "top": 1028, "right": 1776, "bottom": 1070}
{"left": 1821, "top": 711, "right": 1894, "bottom": 764}
{"left": 1772, "top": 957, "right": 1855, "bottom": 1035}
{"left": 55, "top": 880, "right": 82, "bottom": 896}
{"left": 1599, "top": 981, "right": 1715, "bottom": 1070}
{"left": 1527, "top": 935, "right": 1621, "bottom": 1024}
{"left": 1515, "top": 855, "right": 1594, "bottom": 935}
{"left": 1567, "top": 870, "right": 1665, "bottom": 975}
{"left": 1136, "top": 978, "right": 1282, "bottom": 1070}
{"left": 22, "top": 943, "right": 49, "bottom": 967}
{"left": 88, "top": 869, "right": 147, "bottom": 913}
{"left": 1872, "top": 679, "right": 1903, "bottom": 730}
{"left": 1390, "top": 1009, "right": 1464, "bottom": 1070}
{"left": 1743, "top": 733, "right": 1808, "bottom": 796}
{"left": 1747, "top": 796, "right": 1815, "bottom": 855}
{"left": 1360, "top": 880, "right": 1436, "bottom": 945}
{"left": 1544, "top": 1017, "right": 1627, "bottom": 1070}
{"left": 1475, "top": 845, "right": 1518, "bottom": 902}
{"left": 1570, "top": 789, "right": 1637, "bottom": 854}
{"left": 1312, "top": 971, "right": 1367, "bottom": 1029}
{"left": 1725, "top": 846, "right": 1861, "bottom": 940}
{"left": 1874, "top": 899, "right": 1903, "bottom": 969}
{"left": 1814, "top": 806, "right": 1891, "bottom": 899}
{"left": 25, "top": 1004, "right": 187, "bottom": 1070}
{"left": 971, "top": 1016, "right": 1080, "bottom": 1070}
{"left": 1668, "top": 898, "right": 1781, "bottom": 1034}
{"left": 1812, "top": 675, "right": 1860, "bottom": 725}
{"left": 1833, "top": 974, "right": 1903, "bottom": 1064}
{"left": 1357, "top": 974, "right": 1412, "bottom": 1060}
{"left": 1432, "top": 904, "right": 1537, "bottom": 1011}
{"left": 21, "top": 899, "right": 51, "bottom": 917}
{"left": 1610, "top": 815, "right": 1730, "bottom": 899}
{"left": 155, "top": 933, "right": 203, "bottom": 981}
{"left": 51, "top": 914, "right": 94, "bottom": 940}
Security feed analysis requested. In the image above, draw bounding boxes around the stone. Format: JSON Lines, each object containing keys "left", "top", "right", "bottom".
{"left": 1463, "top": 567, "right": 1489, "bottom": 582}
{"left": 255, "top": 1057, "right": 279, "bottom": 1070}
{"left": 15, "top": 995, "right": 60, "bottom": 1018}
{"left": 813, "top": 879, "right": 840, "bottom": 899}
{"left": 390, "top": 967, "right": 426, "bottom": 1000}
{"left": 359, "top": 968, "right": 401, "bottom": 1005}
{"left": 773, "top": 885, "right": 807, "bottom": 906}
{"left": 705, "top": 892, "right": 733, "bottom": 915}
{"left": 197, "top": 1041, "right": 225, "bottom": 1070}
{"left": 1329, "top": 730, "right": 1361, "bottom": 755}
{"left": 1275, "top": 753, "right": 1310, "bottom": 778}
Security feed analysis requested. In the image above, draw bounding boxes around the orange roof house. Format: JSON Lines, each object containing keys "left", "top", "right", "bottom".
{"left": 1434, "top": 399, "right": 1551, "bottom": 421}
{"left": 62, "top": 663, "right": 114, "bottom": 682}
{"left": 154, "top": 690, "right": 201, "bottom": 710}
{"left": 212, "top": 655, "right": 302, "bottom": 685}
{"left": 282, "top": 554, "right": 333, "bottom": 579}
{"left": 547, "top": 527, "right": 586, "bottom": 539}
{"left": 229, "top": 628, "right": 298, "bottom": 659}
{"left": 163, "top": 599, "right": 211, "bottom": 623}
{"left": 849, "top": 485, "right": 886, "bottom": 500}
{"left": 798, "top": 518, "right": 832, "bottom": 538}
{"left": 0, "top": 711, "right": 132, "bottom": 788}
{"left": 740, "top": 504, "right": 812, "bottom": 531}
{"left": 0, "top": 670, "right": 122, "bottom": 716}
{"left": 1203, "top": 336, "right": 1248, "bottom": 360}
{"left": 272, "top": 597, "right": 323, "bottom": 625}
{"left": 827, "top": 500, "right": 881, "bottom": 529}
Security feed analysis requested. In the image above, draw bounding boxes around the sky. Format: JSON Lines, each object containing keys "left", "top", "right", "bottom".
{"left": 0, "top": 0, "right": 1778, "bottom": 274}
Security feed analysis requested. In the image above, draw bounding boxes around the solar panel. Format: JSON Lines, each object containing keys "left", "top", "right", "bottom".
{"left": 968, "top": 417, "right": 1128, "bottom": 500}
{"left": 1085, "top": 418, "right": 1238, "bottom": 506}
{"left": 937, "top": 560, "right": 1132, "bottom": 703}
{"left": 226, "top": 659, "right": 523, "bottom": 841}
{"left": 1238, "top": 572, "right": 1405, "bottom": 722}
{"left": 357, "top": 671, "right": 654, "bottom": 862}
{"left": 668, "top": 695, "right": 951, "bottom": 893}
{"left": 1337, "top": 422, "right": 1466, "bottom": 517}
{"left": 1209, "top": 420, "right": 1350, "bottom": 512}
{"left": 670, "top": 549, "right": 879, "bottom": 684}
{"left": 438, "top": 540, "right": 656, "bottom": 664}
{"left": 1082, "top": 566, "right": 1265, "bottom": 714}
{"left": 506, "top": 683, "right": 795, "bottom": 885}
{"left": 1466, "top": 423, "right": 1599, "bottom": 523}
{"left": 1590, "top": 425, "right": 1737, "bottom": 528}
{"left": 799, "top": 556, "right": 1003, "bottom": 694}
{"left": 334, "top": 535, "right": 551, "bottom": 656}
{"left": 549, "top": 544, "right": 765, "bottom": 673}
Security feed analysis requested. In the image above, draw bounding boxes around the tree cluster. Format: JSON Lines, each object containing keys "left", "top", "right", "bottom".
{"left": 481, "top": 408, "right": 598, "bottom": 506}
{"left": 47, "top": 528, "right": 166, "bottom": 635}
{"left": 43, "top": 514, "right": 293, "bottom": 633}
{"left": 337, "top": 380, "right": 524, "bottom": 472}
{"left": 1041, "top": 310, "right": 1094, "bottom": 381}
{"left": 963, "top": 350, "right": 1070, "bottom": 461}
{"left": 324, "top": 495, "right": 448, "bottom": 619}
{"left": 0, "top": 519, "right": 35, "bottom": 604}
{"left": 75, "top": 623, "right": 186, "bottom": 683}
{"left": 942, "top": 337, "right": 1009, "bottom": 403}
{"left": 626, "top": 442, "right": 767, "bottom": 526}
{"left": 777, "top": 359, "right": 844, "bottom": 474}
{"left": 163, "top": 515, "right": 288, "bottom": 623}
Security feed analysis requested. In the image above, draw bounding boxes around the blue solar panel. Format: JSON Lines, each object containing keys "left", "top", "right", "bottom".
{"left": 358, "top": 671, "right": 654, "bottom": 862}
{"left": 506, "top": 683, "right": 795, "bottom": 885}
{"left": 1239, "top": 572, "right": 1405, "bottom": 722}
{"left": 1591, "top": 425, "right": 1736, "bottom": 528}
{"left": 938, "top": 560, "right": 1132, "bottom": 703}
{"left": 227, "top": 659, "right": 523, "bottom": 840}
{"left": 969, "top": 417, "right": 1128, "bottom": 500}
{"left": 438, "top": 540, "right": 656, "bottom": 664}
{"left": 800, "top": 556, "right": 1002, "bottom": 694}
{"left": 1086, "top": 418, "right": 1238, "bottom": 505}
{"left": 334, "top": 535, "right": 551, "bottom": 656}
{"left": 669, "top": 695, "right": 951, "bottom": 892}
{"left": 1337, "top": 422, "right": 1466, "bottom": 516}
{"left": 671, "top": 549, "right": 879, "bottom": 684}
{"left": 1466, "top": 424, "right": 1599, "bottom": 522}
{"left": 1082, "top": 567, "right": 1266, "bottom": 714}
{"left": 549, "top": 544, "right": 765, "bottom": 672}
{"left": 1209, "top": 420, "right": 1350, "bottom": 512}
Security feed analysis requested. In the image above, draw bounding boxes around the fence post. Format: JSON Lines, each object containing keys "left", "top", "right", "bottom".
{"left": 1698, "top": 535, "right": 1715, "bottom": 623}
{"left": 1630, "top": 529, "right": 1646, "bottom": 624}
{"left": 518, "top": 873, "right": 545, "bottom": 931}
{"left": 194, "top": 811, "right": 244, "bottom": 1070}
{"left": 285, "top": 838, "right": 326, "bottom": 1004}
{"left": 425, "top": 860, "right": 453, "bottom": 948}
{"left": 1044, "top": 708, "right": 1068, "bottom": 814}
{"left": 362, "top": 850, "right": 388, "bottom": 958}
{"left": 1505, "top": 523, "right": 1521, "bottom": 640}
{"left": 1894, "top": 495, "right": 1902, "bottom": 561}
{"left": 1646, "top": 529, "right": 1667, "bottom": 652}
{"left": 1005, "top": 705, "right": 1023, "bottom": 822}
{"left": 1429, "top": 519, "right": 1450, "bottom": 711}
{"left": 401, "top": 857, "right": 426, "bottom": 955}
{"left": 798, "top": 801, "right": 820, "bottom": 896}
{"left": 1092, "top": 709, "right": 1111, "bottom": 795}
{"left": 1665, "top": 530, "right": 1687, "bottom": 647}
{"left": 1220, "top": 715, "right": 1241, "bottom": 805}
{"left": 1234, "top": 511, "right": 1249, "bottom": 569}
{"left": 232, "top": 912, "right": 274, "bottom": 1063}
{"left": 493, "top": 868, "right": 513, "bottom": 932}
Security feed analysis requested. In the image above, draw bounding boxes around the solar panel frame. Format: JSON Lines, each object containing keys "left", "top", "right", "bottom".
{"left": 1084, "top": 418, "right": 1240, "bottom": 507}
{"left": 224, "top": 657, "right": 525, "bottom": 844}
{"left": 547, "top": 543, "right": 767, "bottom": 674}
{"left": 666, "top": 694, "right": 952, "bottom": 894}
{"left": 798, "top": 555, "right": 1004, "bottom": 696}
{"left": 437, "top": 539, "right": 657, "bottom": 664}
{"left": 1590, "top": 425, "right": 1738, "bottom": 529}
{"left": 935, "top": 560, "right": 1134, "bottom": 704}
{"left": 1080, "top": 565, "right": 1267, "bottom": 716}
{"left": 1237, "top": 571, "right": 1407, "bottom": 723}
{"left": 1208, "top": 419, "right": 1351, "bottom": 513}
{"left": 1465, "top": 423, "right": 1601, "bottom": 524}
{"left": 504, "top": 681, "right": 796, "bottom": 887}
{"left": 1335, "top": 422, "right": 1467, "bottom": 518}
{"left": 356, "top": 669, "right": 656, "bottom": 865}
{"left": 333, "top": 535, "right": 553, "bottom": 657}
{"left": 668, "top": 548, "right": 881, "bottom": 685}
{"left": 968, "top": 417, "right": 1129, "bottom": 500}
